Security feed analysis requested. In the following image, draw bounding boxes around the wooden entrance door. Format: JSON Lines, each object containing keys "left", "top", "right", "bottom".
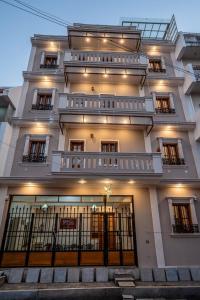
{"left": 91, "top": 213, "right": 116, "bottom": 251}
{"left": 107, "top": 213, "right": 116, "bottom": 250}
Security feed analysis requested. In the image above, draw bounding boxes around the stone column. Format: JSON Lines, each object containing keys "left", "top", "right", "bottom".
{"left": 149, "top": 187, "right": 165, "bottom": 267}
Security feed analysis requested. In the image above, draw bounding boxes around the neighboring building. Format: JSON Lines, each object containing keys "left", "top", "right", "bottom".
{"left": 0, "top": 86, "right": 21, "bottom": 243}
{"left": 1, "top": 16, "right": 200, "bottom": 268}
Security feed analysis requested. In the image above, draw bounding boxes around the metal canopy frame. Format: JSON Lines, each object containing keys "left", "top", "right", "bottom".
{"left": 59, "top": 113, "right": 153, "bottom": 136}
{"left": 121, "top": 15, "right": 178, "bottom": 42}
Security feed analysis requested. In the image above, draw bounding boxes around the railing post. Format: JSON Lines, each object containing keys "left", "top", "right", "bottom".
{"left": 152, "top": 154, "right": 163, "bottom": 174}
{"left": 25, "top": 213, "right": 34, "bottom": 266}
{"left": 104, "top": 213, "right": 108, "bottom": 266}
{"left": 52, "top": 212, "right": 58, "bottom": 266}
{"left": 78, "top": 213, "right": 82, "bottom": 266}
{"left": 52, "top": 152, "right": 62, "bottom": 172}
{"left": 118, "top": 213, "right": 123, "bottom": 265}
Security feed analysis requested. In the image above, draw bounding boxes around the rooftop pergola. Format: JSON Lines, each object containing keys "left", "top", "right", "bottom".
{"left": 120, "top": 15, "right": 178, "bottom": 42}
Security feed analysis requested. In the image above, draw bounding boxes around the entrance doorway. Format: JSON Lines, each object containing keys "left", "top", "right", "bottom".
{"left": 0, "top": 195, "right": 137, "bottom": 267}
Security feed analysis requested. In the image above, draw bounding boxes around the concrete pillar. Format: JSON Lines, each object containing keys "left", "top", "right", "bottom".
{"left": 0, "top": 187, "right": 9, "bottom": 246}
{"left": 144, "top": 131, "right": 152, "bottom": 153}
{"left": 58, "top": 131, "right": 65, "bottom": 151}
{"left": 149, "top": 187, "right": 165, "bottom": 267}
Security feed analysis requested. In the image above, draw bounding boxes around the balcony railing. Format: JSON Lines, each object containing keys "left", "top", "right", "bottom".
{"left": 193, "top": 66, "right": 200, "bottom": 80}
{"left": 52, "top": 152, "right": 163, "bottom": 175}
{"left": 65, "top": 50, "right": 147, "bottom": 65}
{"left": 22, "top": 154, "right": 47, "bottom": 163}
{"left": 40, "top": 64, "right": 58, "bottom": 69}
{"left": 162, "top": 157, "right": 185, "bottom": 166}
{"left": 155, "top": 107, "right": 175, "bottom": 114}
{"left": 32, "top": 103, "right": 53, "bottom": 111}
{"left": 148, "top": 68, "right": 166, "bottom": 73}
{"left": 186, "top": 41, "right": 200, "bottom": 46}
{"left": 173, "top": 223, "right": 199, "bottom": 234}
{"left": 58, "top": 94, "right": 154, "bottom": 114}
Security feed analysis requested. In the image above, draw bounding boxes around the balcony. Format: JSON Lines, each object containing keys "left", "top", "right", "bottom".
{"left": 64, "top": 50, "right": 147, "bottom": 85}
{"left": 58, "top": 93, "right": 154, "bottom": 116}
{"left": 172, "top": 223, "right": 199, "bottom": 234}
{"left": 184, "top": 64, "right": 200, "bottom": 94}
{"left": 0, "top": 89, "right": 15, "bottom": 122}
{"left": 51, "top": 152, "right": 163, "bottom": 176}
{"left": 22, "top": 154, "right": 47, "bottom": 163}
{"left": 176, "top": 33, "right": 200, "bottom": 60}
{"left": 67, "top": 24, "right": 141, "bottom": 51}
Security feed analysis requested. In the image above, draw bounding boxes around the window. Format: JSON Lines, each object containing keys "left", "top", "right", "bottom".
{"left": 23, "top": 140, "right": 47, "bottom": 162}
{"left": 172, "top": 203, "right": 199, "bottom": 233}
{"left": 70, "top": 141, "right": 84, "bottom": 152}
{"left": 32, "top": 93, "right": 53, "bottom": 110}
{"left": 101, "top": 141, "right": 118, "bottom": 152}
{"left": 70, "top": 141, "right": 84, "bottom": 168}
{"left": 156, "top": 96, "right": 175, "bottom": 114}
{"left": 149, "top": 59, "right": 166, "bottom": 73}
{"left": 162, "top": 143, "right": 185, "bottom": 165}
{"left": 101, "top": 141, "right": 118, "bottom": 167}
{"left": 41, "top": 55, "right": 58, "bottom": 68}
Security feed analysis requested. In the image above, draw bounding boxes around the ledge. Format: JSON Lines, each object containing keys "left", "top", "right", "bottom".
{"left": 170, "top": 233, "right": 200, "bottom": 238}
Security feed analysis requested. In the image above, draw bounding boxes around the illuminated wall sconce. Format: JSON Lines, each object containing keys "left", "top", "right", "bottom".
{"left": 120, "top": 35, "right": 124, "bottom": 44}
{"left": 83, "top": 68, "right": 88, "bottom": 77}
{"left": 122, "top": 70, "right": 127, "bottom": 78}
{"left": 85, "top": 35, "right": 90, "bottom": 42}
{"left": 128, "top": 180, "right": 135, "bottom": 184}
{"left": 103, "top": 69, "right": 108, "bottom": 78}
{"left": 78, "top": 179, "right": 87, "bottom": 184}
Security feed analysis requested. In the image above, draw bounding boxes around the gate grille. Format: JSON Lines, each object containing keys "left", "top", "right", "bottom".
{"left": 1, "top": 202, "right": 137, "bottom": 267}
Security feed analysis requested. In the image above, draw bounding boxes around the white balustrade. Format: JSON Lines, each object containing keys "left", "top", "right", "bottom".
{"left": 66, "top": 51, "right": 145, "bottom": 65}
{"left": 58, "top": 94, "right": 154, "bottom": 113}
{"left": 52, "top": 152, "right": 162, "bottom": 174}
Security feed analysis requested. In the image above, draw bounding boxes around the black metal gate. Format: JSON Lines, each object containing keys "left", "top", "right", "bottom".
{"left": 0, "top": 202, "right": 137, "bottom": 267}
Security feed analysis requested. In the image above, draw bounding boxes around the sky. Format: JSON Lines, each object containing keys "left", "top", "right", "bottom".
{"left": 1, "top": 0, "right": 200, "bottom": 86}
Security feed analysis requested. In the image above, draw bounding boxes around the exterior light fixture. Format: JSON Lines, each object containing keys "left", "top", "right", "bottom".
{"left": 103, "top": 69, "right": 108, "bottom": 78}
{"left": 128, "top": 180, "right": 135, "bottom": 184}
{"left": 103, "top": 38, "right": 107, "bottom": 43}
{"left": 122, "top": 70, "right": 127, "bottom": 78}
{"left": 86, "top": 37, "right": 90, "bottom": 42}
{"left": 176, "top": 183, "right": 183, "bottom": 188}
{"left": 104, "top": 184, "right": 112, "bottom": 197}
{"left": 41, "top": 204, "right": 48, "bottom": 211}
{"left": 83, "top": 68, "right": 88, "bottom": 77}
{"left": 91, "top": 204, "right": 97, "bottom": 212}
{"left": 78, "top": 179, "right": 86, "bottom": 184}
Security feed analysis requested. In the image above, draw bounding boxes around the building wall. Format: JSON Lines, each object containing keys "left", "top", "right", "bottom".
{"left": 10, "top": 127, "right": 59, "bottom": 177}
{"left": 64, "top": 127, "right": 145, "bottom": 153}
{"left": 158, "top": 187, "right": 200, "bottom": 266}
{"left": 70, "top": 83, "right": 139, "bottom": 96}
{"left": 151, "top": 130, "right": 198, "bottom": 179}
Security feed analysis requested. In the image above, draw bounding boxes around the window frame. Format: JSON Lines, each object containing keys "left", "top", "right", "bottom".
{"left": 168, "top": 197, "right": 199, "bottom": 234}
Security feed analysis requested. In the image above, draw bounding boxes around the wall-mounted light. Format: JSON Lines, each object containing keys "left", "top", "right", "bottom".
{"left": 128, "top": 180, "right": 135, "bottom": 184}
{"left": 41, "top": 204, "right": 48, "bottom": 212}
{"left": 78, "top": 179, "right": 87, "bottom": 184}
{"left": 83, "top": 67, "right": 88, "bottom": 77}
{"left": 120, "top": 35, "right": 124, "bottom": 44}
{"left": 122, "top": 70, "right": 127, "bottom": 78}
{"left": 85, "top": 33, "right": 90, "bottom": 43}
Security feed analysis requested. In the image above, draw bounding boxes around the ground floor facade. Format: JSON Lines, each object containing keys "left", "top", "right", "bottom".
{"left": 0, "top": 183, "right": 200, "bottom": 268}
